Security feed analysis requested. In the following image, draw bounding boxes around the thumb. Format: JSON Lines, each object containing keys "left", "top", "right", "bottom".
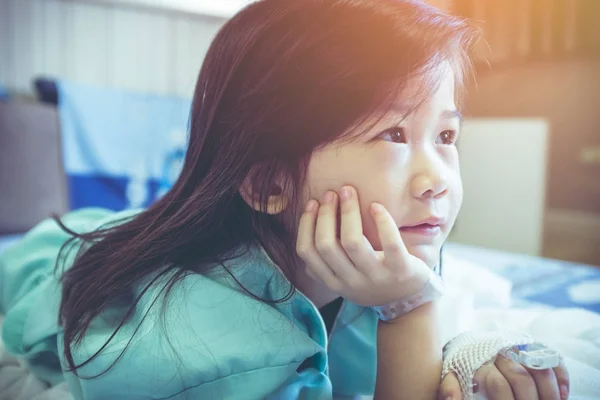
{"left": 439, "top": 372, "right": 462, "bottom": 400}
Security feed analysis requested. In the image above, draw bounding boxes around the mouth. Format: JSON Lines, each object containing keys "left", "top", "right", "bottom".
{"left": 399, "top": 217, "right": 445, "bottom": 238}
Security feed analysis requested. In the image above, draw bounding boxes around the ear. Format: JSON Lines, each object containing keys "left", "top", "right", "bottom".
{"left": 239, "top": 173, "right": 290, "bottom": 215}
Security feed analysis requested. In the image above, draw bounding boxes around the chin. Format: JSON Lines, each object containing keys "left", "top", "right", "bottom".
{"left": 406, "top": 244, "right": 441, "bottom": 269}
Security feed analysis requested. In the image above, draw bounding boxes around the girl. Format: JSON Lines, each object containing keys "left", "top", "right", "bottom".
{"left": 0, "top": 0, "right": 569, "bottom": 399}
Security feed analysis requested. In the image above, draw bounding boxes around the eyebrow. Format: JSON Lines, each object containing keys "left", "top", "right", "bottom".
{"left": 442, "top": 109, "right": 463, "bottom": 122}
{"left": 387, "top": 105, "right": 463, "bottom": 123}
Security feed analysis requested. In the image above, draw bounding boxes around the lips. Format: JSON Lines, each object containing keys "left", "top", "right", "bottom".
{"left": 399, "top": 224, "right": 441, "bottom": 236}
{"left": 402, "top": 216, "right": 445, "bottom": 228}
{"left": 399, "top": 217, "right": 445, "bottom": 237}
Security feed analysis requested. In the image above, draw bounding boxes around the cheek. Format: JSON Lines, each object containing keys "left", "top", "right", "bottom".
{"left": 441, "top": 149, "right": 462, "bottom": 209}
{"left": 450, "top": 165, "right": 464, "bottom": 212}
{"left": 304, "top": 150, "right": 362, "bottom": 201}
{"left": 352, "top": 152, "right": 408, "bottom": 251}
{"left": 456, "top": 179, "right": 464, "bottom": 208}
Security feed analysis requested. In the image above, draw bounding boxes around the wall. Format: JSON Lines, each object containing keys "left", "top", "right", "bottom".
{"left": 452, "top": 118, "right": 549, "bottom": 256}
{"left": 465, "top": 59, "right": 600, "bottom": 214}
{"left": 465, "top": 59, "right": 600, "bottom": 264}
{"left": 80, "top": 0, "right": 253, "bottom": 18}
{"left": 0, "top": 0, "right": 225, "bottom": 98}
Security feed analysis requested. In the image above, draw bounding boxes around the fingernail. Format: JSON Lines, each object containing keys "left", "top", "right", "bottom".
{"left": 305, "top": 199, "right": 316, "bottom": 212}
{"left": 370, "top": 203, "right": 383, "bottom": 214}
{"left": 444, "top": 396, "right": 453, "bottom": 400}
{"left": 340, "top": 187, "right": 351, "bottom": 202}
{"left": 324, "top": 191, "right": 335, "bottom": 204}
{"left": 560, "top": 384, "right": 569, "bottom": 399}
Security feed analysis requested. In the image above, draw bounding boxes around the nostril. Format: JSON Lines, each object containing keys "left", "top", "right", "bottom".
{"left": 434, "top": 188, "right": 448, "bottom": 199}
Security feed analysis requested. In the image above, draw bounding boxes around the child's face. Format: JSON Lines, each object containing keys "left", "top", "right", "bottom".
{"left": 303, "top": 63, "right": 462, "bottom": 268}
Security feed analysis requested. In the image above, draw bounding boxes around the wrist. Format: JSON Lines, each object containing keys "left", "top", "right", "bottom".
{"left": 377, "top": 299, "right": 438, "bottom": 325}
{"left": 371, "top": 267, "right": 444, "bottom": 322}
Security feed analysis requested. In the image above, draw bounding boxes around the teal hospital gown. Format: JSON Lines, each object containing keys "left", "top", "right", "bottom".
{"left": 0, "top": 209, "right": 378, "bottom": 399}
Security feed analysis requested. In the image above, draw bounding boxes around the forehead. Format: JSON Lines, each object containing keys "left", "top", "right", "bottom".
{"left": 345, "top": 63, "right": 458, "bottom": 137}
{"left": 392, "top": 62, "right": 457, "bottom": 115}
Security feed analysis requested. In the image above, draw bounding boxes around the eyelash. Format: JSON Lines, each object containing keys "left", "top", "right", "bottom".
{"left": 436, "top": 130, "right": 458, "bottom": 145}
{"left": 378, "top": 127, "right": 458, "bottom": 145}
{"left": 379, "top": 127, "right": 407, "bottom": 143}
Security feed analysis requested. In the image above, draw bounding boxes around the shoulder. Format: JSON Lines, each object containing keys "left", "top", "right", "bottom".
{"left": 65, "top": 250, "right": 327, "bottom": 399}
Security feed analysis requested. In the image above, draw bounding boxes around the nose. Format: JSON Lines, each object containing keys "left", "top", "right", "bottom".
{"left": 410, "top": 152, "right": 448, "bottom": 200}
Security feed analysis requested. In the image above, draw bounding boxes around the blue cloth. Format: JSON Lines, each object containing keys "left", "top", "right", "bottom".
{"left": 0, "top": 86, "right": 9, "bottom": 100}
{"left": 57, "top": 81, "right": 191, "bottom": 210}
{"left": 0, "top": 209, "right": 378, "bottom": 399}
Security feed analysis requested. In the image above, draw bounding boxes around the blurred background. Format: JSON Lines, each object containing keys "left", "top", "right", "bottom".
{"left": 0, "top": 0, "right": 598, "bottom": 266}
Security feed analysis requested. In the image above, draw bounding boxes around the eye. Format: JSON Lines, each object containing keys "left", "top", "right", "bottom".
{"left": 379, "top": 127, "right": 407, "bottom": 144}
{"left": 436, "top": 130, "right": 458, "bottom": 145}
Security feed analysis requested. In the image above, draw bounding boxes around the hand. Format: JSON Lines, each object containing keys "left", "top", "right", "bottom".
{"left": 296, "top": 185, "right": 431, "bottom": 307}
{"left": 439, "top": 349, "right": 570, "bottom": 400}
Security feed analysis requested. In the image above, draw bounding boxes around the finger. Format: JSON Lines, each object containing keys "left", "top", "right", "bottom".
{"left": 438, "top": 372, "right": 463, "bottom": 400}
{"left": 495, "top": 353, "right": 538, "bottom": 400}
{"left": 314, "top": 191, "right": 363, "bottom": 284}
{"left": 339, "top": 186, "right": 378, "bottom": 277}
{"left": 304, "top": 265, "right": 320, "bottom": 282}
{"left": 369, "top": 202, "right": 410, "bottom": 274}
{"left": 527, "top": 366, "right": 560, "bottom": 400}
{"left": 296, "top": 199, "right": 343, "bottom": 291}
{"left": 474, "top": 362, "right": 515, "bottom": 400}
{"left": 553, "top": 358, "right": 570, "bottom": 400}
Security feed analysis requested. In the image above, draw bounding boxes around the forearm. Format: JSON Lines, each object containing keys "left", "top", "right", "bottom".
{"left": 374, "top": 301, "right": 442, "bottom": 400}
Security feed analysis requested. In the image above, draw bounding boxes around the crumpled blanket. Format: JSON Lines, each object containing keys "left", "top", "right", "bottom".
{"left": 1, "top": 255, "right": 600, "bottom": 400}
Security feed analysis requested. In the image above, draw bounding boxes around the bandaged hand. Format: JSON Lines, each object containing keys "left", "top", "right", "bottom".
{"left": 438, "top": 330, "right": 570, "bottom": 400}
